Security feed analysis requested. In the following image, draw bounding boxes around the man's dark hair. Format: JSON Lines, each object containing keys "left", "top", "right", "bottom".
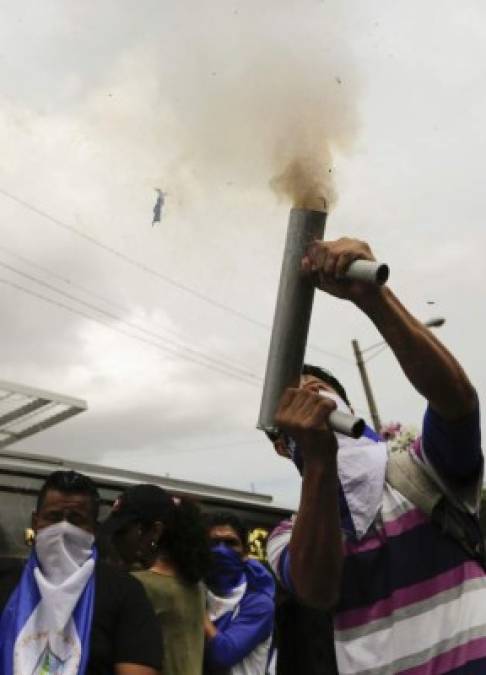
{"left": 302, "top": 364, "right": 351, "bottom": 407}
{"left": 36, "top": 470, "right": 101, "bottom": 522}
{"left": 206, "top": 511, "right": 249, "bottom": 549}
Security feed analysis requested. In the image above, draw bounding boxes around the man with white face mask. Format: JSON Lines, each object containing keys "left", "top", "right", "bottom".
{"left": 0, "top": 470, "right": 162, "bottom": 675}
{"left": 266, "top": 237, "right": 484, "bottom": 675}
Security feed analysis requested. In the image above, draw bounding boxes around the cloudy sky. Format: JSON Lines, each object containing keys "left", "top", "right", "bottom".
{"left": 0, "top": 0, "right": 485, "bottom": 509}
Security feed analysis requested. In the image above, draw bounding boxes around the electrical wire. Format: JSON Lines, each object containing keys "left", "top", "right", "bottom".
{"left": 0, "top": 243, "right": 259, "bottom": 375}
{"left": 360, "top": 339, "right": 387, "bottom": 354}
{"left": 0, "top": 258, "right": 262, "bottom": 383}
{"left": 363, "top": 343, "right": 389, "bottom": 364}
{"left": 0, "top": 186, "right": 351, "bottom": 365}
{"left": 0, "top": 276, "right": 261, "bottom": 387}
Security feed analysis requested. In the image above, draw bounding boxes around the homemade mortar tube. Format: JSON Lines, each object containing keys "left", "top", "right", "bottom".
{"left": 257, "top": 207, "right": 365, "bottom": 439}
{"left": 258, "top": 207, "right": 325, "bottom": 435}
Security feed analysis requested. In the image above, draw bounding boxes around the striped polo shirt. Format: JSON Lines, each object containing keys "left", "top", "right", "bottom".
{"left": 267, "top": 405, "right": 485, "bottom": 674}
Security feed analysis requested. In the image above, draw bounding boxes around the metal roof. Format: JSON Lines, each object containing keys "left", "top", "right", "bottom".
{"left": 0, "top": 448, "right": 289, "bottom": 512}
{"left": 0, "top": 379, "right": 87, "bottom": 449}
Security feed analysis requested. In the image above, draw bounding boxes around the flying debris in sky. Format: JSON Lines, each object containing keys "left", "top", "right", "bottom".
{"left": 152, "top": 189, "right": 165, "bottom": 226}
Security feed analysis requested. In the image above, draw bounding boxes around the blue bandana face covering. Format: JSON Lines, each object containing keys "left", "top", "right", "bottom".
{"left": 206, "top": 544, "right": 245, "bottom": 595}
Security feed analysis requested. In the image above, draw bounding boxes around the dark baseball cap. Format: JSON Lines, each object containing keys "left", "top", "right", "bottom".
{"left": 101, "top": 483, "right": 173, "bottom": 534}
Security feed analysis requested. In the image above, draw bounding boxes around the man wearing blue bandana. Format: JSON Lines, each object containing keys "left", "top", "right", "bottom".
{"left": 0, "top": 470, "right": 162, "bottom": 675}
{"left": 204, "top": 512, "right": 275, "bottom": 675}
{"left": 266, "top": 237, "right": 484, "bottom": 675}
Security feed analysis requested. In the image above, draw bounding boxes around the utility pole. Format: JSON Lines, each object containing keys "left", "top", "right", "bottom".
{"left": 351, "top": 318, "right": 445, "bottom": 434}
{"left": 351, "top": 338, "right": 382, "bottom": 433}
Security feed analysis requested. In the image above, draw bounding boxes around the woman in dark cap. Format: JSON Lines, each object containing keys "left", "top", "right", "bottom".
{"left": 102, "top": 484, "right": 211, "bottom": 675}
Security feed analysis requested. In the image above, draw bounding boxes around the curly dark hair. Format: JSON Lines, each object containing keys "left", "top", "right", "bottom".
{"left": 154, "top": 497, "right": 211, "bottom": 585}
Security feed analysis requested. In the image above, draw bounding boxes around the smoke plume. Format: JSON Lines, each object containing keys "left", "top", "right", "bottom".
{"left": 148, "top": 3, "right": 360, "bottom": 212}
{"left": 270, "top": 157, "right": 332, "bottom": 211}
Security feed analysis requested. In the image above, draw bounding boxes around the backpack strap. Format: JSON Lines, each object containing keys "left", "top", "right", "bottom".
{"left": 386, "top": 451, "right": 486, "bottom": 569}
{"left": 386, "top": 449, "right": 442, "bottom": 515}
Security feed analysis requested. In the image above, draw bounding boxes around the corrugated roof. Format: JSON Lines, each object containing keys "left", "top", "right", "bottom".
{"left": 0, "top": 379, "right": 86, "bottom": 449}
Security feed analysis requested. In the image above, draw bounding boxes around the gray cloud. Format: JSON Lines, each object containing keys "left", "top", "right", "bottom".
{"left": 1, "top": 1, "right": 485, "bottom": 507}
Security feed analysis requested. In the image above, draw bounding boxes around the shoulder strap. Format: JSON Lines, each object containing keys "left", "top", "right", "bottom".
{"left": 386, "top": 451, "right": 486, "bottom": 569}
{"left": 386, "top": 450, "right": 442, "bottom": 516}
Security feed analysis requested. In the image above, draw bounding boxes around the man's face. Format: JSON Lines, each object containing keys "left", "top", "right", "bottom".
{"left": 32, "top": 490, "right": 96, "bottom": 534}
{"left": 209, "top": 525, "right": 245, "bottom": 558}
{"left": 112, "top": 521, "right": 157, "bottom": 568}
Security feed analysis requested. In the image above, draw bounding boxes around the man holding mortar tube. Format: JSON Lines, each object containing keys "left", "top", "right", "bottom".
{"left": 267, "top": 237, "right": 484, "bottom": 674}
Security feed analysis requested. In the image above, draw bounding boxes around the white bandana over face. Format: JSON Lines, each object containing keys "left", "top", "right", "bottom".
{"left": 322, "top": 391, "right": 388, "bottom": 539}
{"left": 35, "top": 520, "right": 94, "bottom": 585}
{"left": 13, "top": 521, "right": 96, "bottom": 674}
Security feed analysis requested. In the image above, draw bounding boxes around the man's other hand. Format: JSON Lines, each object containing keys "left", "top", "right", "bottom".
{"left": 275, "top": 388, "right": 338, "bottom": 460}
{"left": 302, "top": 237, "right": 380, "bottom": 303}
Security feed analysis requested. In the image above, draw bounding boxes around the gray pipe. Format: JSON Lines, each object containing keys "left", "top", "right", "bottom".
{"left": 258, "top": 207, "right": 368, "bottom": 439}
{"left": 257, "top": 208, "right": 326, "bottom": 434}
{"left": 329, "top": 410, "right": 365, "bottom": 439}
{"left": 345, "top": 260, "right": 389, "bottom": 285}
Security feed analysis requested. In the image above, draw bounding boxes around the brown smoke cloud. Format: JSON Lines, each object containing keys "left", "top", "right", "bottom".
{"left": 136, "top": 3, "right": 361, "bottom": 213}
{"left": 270, "top": 157, "right": 333, "bottom": 211}
{"left": 265, "top": 49, "right": 359, "bottom": 211}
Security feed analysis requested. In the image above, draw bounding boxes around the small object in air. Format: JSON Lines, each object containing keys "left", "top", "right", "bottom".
{"left": 152, "top": 189, "right": 165, "bottom": 226}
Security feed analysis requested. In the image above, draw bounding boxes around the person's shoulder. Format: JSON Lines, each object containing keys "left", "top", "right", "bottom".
{"left": 0, "top": 557, "right": 25, "bottom": 613}
{"left": 133, "top": 568, "right": 179, "bottom": 592}
{"left": 269, "top": 517, "right": 294, "bottom": 537}
{"left": 0, "top": 557, "right": 25, "bottom": 593}
{"left": 131, "top": 569, "right": 173, "bottom": 604}
{"left": 0, "top": 556, "right": 24, "bottom": 576}
{"left": 241, "top": 584, "right": 274, "bottom": 614}
{"left": 92, "top": 565, "right": 162, "bottom": 671}
{"left": 95, "top": 559, "right": 128, "bottom": 580}
{"left": 95, "top": 561, "right": 148, "bottom": 599}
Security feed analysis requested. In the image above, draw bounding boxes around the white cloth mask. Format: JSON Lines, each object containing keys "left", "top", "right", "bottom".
{"left": 12, "top": 522, "right": 96, "bottom": 673}
{"left": 319, "top": 390, "right": 388, "bottom": 539}
{"left": 35, "top": 520, "right": 94, "bottom": 585}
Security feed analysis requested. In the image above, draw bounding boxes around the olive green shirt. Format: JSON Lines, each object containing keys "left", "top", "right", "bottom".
{"left": 133, "top": 570, "right": 205, "bottom": 675}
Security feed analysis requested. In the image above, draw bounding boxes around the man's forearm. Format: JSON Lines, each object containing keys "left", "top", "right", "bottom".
{"left": 115, "top": 666, "right": 160, "bottom": 675}
{"left": 357, "top": 287, "right": 476, "bottom": 420}
{"left": 289, "top": 452, "right": 342, "bottom": 609}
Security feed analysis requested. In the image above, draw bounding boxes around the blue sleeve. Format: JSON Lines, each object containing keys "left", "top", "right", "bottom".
{"left": 422, "top": 400, "right": 482, "bottom": 483}
{"left": 206, "top": 593, "right": 274, "bottom": 669}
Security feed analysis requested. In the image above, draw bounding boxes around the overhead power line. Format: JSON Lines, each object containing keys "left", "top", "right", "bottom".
{"left": 0, "top": 276, "right": 261, "bottom": 387}
{"left": 0, "top": 243, "right": 257, "bottom": 376}
{"left": 0, "top": 257, "right": 261, "bottom": 383}
{"left": 0, "top": 186, "right": 351, "bottom": 365}
{"left": 0, "top": 186, "right": 271, "bottom": 326}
